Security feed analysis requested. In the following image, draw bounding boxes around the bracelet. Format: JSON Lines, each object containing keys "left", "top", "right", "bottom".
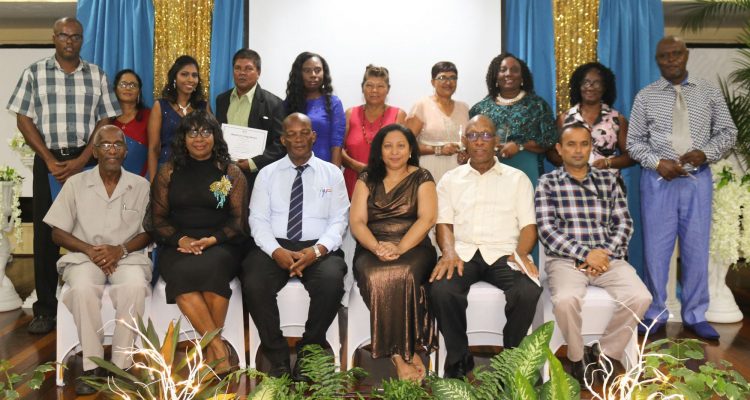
{"left": 120, "top": 244, "right": 129, "bottom": 259}
{"left": 434, "top": 145, "right": 442, "bottom": 156}
{"left": 655, "top": 160, "right": 661, "bottom": 170}
{"left": 605, "top": 158, "right": 612, "bottom": 168}
{"left": 178, "top": 235, "right": 188, "bottom": 244}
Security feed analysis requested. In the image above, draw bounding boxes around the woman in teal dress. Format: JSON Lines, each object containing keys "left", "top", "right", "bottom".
{"left": 469, "top": 53, "right": 556, "bottom": 188}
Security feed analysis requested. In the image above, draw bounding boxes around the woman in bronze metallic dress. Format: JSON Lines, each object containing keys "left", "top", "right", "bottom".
{"left": 349, "top": 124, "right": 438, "bottom": 382}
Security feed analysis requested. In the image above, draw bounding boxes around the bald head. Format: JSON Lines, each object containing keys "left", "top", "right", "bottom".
{"left": 53, "top": 17, "right": 83, "bottom": 32}
{"left": 283, "top": 112, "right": 312, "bottom": 132}
{"left": 655, "top": 35, "right": 689, "bottom": 84}
{"left": 465, "top": 114, "right": 496, "bottom": 135}
{"left": 93, "top": 125, "right": 126, "bottom": 145}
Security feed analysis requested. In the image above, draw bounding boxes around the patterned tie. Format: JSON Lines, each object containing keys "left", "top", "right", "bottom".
{"left": 287, "top": 164, "right": 307, "bottom": 241}
{"left": 671, "top": 85, "right": 693, "bottom": 155}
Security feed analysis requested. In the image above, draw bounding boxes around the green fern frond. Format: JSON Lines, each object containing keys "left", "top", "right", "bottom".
{"left": 430, "top": 378, "right": 477, "bottom": 400}
{"left": 378, "top": 378, "right": 432, "bottom": 399}
{"left": 298, "top": 344, "right": 365, "bottom": 398}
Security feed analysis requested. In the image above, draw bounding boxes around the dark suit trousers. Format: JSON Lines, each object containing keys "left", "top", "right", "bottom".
{"left": 241, "top": 239, "right": 346, "bottom": 365}
{"left": 429, "top": 251, "right": 542, "bottom": 366}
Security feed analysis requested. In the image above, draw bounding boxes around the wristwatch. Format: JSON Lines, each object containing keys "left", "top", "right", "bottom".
{"left": 120, "top": 244, "right": 129, "bottom": 259}
{"left": 312, "top": 245, "right": 322, "bottom": 259}
{"left": 518, "top": 143, "right": 524, "bottom": 152}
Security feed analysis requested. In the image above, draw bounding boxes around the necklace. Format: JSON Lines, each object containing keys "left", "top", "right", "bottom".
{"left": 177, "top": 102, "right": 191, "bottom": 116}
{"left": 360, "top": 105, "right": 387, "bottom": 145}
{"left": 495, "top": 90, "right": 526, "bottom": 106}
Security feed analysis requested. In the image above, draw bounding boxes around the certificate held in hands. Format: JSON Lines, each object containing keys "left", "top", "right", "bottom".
{"left": 221, "top": 123, "right": 268, "bottom": 161}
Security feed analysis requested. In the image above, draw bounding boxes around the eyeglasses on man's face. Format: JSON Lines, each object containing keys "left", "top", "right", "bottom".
{"left": 434, "top": 75, "right": 458, "bottom": 82}
{"left": 465, "top": 131, "right": 495, "bottom": 142}
{"left": 55, "top": 32, "right": 83, "bottom": 43}
{"left": 96, "top": 142, "right": 125, "bottom": 151}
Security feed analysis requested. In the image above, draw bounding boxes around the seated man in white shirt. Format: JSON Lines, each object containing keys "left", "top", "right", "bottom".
{"left": 43, "top": 125, "right": 152, "bottom": 396}
{"left": 429, "top": 115, "right": 542, "bottom": 379}
{"left": 241, "top": 113, "right": 349, "bottom": 380}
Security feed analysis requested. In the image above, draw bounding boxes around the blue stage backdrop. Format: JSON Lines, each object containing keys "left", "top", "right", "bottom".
{"left": 209, "top": 0, "right": 245, "bottom": 111}
{"left": 77, "top": 0, "right": 155, "bottom": 107}
{"left": 504, "top": 0, "right": 557, "bottom": 112}
{"left": 598, "top": 0, "right": 664, "bottom": 276}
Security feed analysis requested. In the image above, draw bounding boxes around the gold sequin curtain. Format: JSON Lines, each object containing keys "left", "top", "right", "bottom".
{"left": 153, "top": 0, "right": 214, "bottom": 100}
{"left": 553, "top": 0, "right": 599, "bottom": 115}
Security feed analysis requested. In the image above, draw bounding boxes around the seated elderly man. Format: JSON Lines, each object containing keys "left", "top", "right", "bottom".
{"left": 535, "top": 123, "right": 651, "bottom": 385}
{"left": 43, "top": 125, "right": 151, "bottom": 395}
{"left": 429, "top": 114, "right": 542, "bottom": 379}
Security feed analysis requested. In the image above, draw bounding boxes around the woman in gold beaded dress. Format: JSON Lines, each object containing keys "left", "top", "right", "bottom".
{"left": 350, "top": 124, "right": 437, "bottom": 382}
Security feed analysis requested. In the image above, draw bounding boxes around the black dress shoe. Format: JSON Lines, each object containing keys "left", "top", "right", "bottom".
{"left": 291, "top": 356, "right": 310, "bottom": 383}
{"left": 570, "top": 360, "right": 586, "bottom": 387}
{"left": 444, "top": 354, "right": 475, "bottom": 379}
{"left": 583, "top": 345, "right": 604, "bottom": 385}
{"left": 27, "top": 315, "right": 55, "bottom": 334}
{"left": 76, "top": 367, "right": 102, "bottom": 396}
{"left": 268, "top": 360, "right": 291, "bottom": 378}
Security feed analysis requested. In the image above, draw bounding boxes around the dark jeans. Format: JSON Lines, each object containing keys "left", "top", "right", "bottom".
{"left": 429, "top": 251, "right": 542, "bottom": 366}
{"left": 241, "top": 238, "right": 346, "bottom": 365}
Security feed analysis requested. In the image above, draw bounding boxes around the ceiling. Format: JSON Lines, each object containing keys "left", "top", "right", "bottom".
{"left": 0, "top": 1, "right": 77, "bottom": 29}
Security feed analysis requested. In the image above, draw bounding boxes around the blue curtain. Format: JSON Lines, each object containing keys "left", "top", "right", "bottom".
{"left": 597, "top": 0, "right": 664, "bottom": 276}
{"left": 77, "top": 0, "right": 155, "bottom": 107}
{"left": 504, "top": 0, "right": 557, "bottom": 111}
{"left": 209, "top": 0, "right": 245, "bottom": 112}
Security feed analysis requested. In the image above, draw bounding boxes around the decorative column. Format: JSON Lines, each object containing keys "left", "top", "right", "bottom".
{"left": 0, "top": 182, "right": 23, "bottom": 311}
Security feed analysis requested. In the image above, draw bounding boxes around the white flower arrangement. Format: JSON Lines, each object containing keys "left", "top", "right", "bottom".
{"left": 7, "top": 131, "right": 33, "bottom": 159}
{"left": 0, "top": 166, "right": 23, "bottom": 247}
{"left": 710, "top": 159, "right": 750, "bottom": 267}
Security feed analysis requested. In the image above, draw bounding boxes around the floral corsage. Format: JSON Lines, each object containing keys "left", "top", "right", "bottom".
{"left": 209, "top": 175, "right": 232, "bottom": 208}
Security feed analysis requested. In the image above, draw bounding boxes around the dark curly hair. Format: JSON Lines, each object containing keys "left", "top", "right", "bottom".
{"left": 365, "top": 124, "right": 420, "bottom": 185}
{"left": 112, "top": 69, "right": 147, "bottom": 122}
{"left": 160, "top": 55, "right": 205, "bottom": 105}
{"left": 485, "top": 53, "right": 534, "bottom": 99}
{"left": 568, "top": 62, "right": 617, "bottom": 106}
{"left": 285, "top": 52, "right": 334, "bottom": 115}
{"left": 170, "top": 110, "right": 231, "bottom": 172}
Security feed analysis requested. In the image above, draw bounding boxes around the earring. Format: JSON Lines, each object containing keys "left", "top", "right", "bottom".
{"left": 137, "top": 94, "right": 141, "bottom": 104}
{"left": 173, "top": 80, "right": 176, "bottom": 89}
{"left": 496, "top": 81, "right": 500, "bottom": 88}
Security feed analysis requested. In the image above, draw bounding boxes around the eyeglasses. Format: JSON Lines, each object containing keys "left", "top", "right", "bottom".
{"left": 465, "top": 132, "right": 495, "bottom": 142}
{"left": 187, "top": 129, "right": 213, "bottom": 138}
{"left": 581, "top": 79, "right": 603, "bottom": 89}
{"left": 96, "top": 143, "right": 125, "bottom": 151}
{"left": 434, "top": 75, "right": 458, "bottom": 81}
{"left": 117, "top": 81, "right": 139, "bottom": 89}
{"left": 55, "top": 33, "right": 83, "bottom": 43}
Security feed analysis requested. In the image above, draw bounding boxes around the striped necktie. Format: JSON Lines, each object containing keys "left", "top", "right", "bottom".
{"left": 287, "top": 164, "right": 308, "bottom": 241}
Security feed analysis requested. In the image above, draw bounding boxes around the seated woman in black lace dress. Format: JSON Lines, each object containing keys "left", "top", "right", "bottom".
{"left": 147, "top": 110, "right": 248, "bottom": 373}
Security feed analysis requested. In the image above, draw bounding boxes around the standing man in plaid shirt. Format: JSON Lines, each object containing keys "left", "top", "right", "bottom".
{"left": 6, "top": 17, "right": 120, "bottom": 334}
{"left": 536, "top": 123, "right": 651, "bottom": 385}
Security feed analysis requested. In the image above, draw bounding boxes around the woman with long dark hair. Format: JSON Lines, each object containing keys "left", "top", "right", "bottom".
{"left": 350, "top": 124, "right": 437, "bottom": 382}
{"left": 147, "top": 110, "right": 247, "bottom": 374}
{"left": 147, "top": 55, "right": 209, "bottom": 181}
{"left": 285, "top": 52, "right": 345, "bottom": 166}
